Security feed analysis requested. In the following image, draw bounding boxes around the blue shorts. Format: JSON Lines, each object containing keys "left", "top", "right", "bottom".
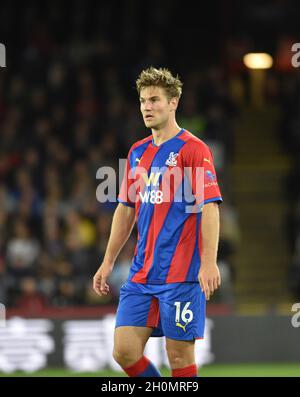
{"left": 115, "top": 281, "right": 206, "bottom": 341}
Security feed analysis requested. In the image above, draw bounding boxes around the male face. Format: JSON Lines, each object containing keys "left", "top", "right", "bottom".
{"left": 140, "top": 86, "right": 178, "bottom": 130}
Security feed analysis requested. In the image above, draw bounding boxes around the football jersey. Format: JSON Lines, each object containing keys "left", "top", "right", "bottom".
{"left": 118, "top": 128, "right": 222, "bottom": 284}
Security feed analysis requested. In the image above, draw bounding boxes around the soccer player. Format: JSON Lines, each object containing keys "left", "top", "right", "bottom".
{"left": 93, "top": 67, "right": 222, "bottom": 377}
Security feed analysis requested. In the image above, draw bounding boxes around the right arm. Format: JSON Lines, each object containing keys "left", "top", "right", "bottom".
{"left": 93, "top": 203, "right": 135, "bottom": 296}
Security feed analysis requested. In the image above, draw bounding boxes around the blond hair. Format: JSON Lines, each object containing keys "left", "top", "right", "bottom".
{"left": 136, "top": 67, "right": 183, "bottom": 101}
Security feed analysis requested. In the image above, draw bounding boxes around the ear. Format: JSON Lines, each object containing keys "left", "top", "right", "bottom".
{"left": 170, "top": 97, "right": 179, "bottom": 111}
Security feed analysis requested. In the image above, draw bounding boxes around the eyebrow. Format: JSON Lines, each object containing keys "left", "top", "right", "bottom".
{"left": 140, "top": 96, "right": 160, "bottom": 100}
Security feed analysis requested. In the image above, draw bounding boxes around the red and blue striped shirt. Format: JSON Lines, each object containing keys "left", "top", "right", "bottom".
{"left": 118, "top": 129, "right": 222, "bottom": 284}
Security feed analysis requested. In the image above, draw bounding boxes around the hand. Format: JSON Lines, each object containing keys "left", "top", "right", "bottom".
{"left": 93, "top": 262, "right": 113, "bottom": 296}
{"left": 198, "top": 263, "right": 221, "bottom": 301}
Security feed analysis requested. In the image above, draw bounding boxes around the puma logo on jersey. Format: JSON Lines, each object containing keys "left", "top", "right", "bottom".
{"left": 176, "top": 322, "right": 187, "bottom": 332}
{"left": 204, "top": 158, "right": 211, "bottom": 164}
{"left": 136, "top": 157, "right": 142, "bottom": 164}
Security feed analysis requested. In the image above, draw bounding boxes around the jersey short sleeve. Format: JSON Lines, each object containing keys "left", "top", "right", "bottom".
{"left": 184, "top": 141, "right": 223, "bottom": 206}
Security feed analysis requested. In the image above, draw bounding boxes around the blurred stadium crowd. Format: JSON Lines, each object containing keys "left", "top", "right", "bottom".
{"left": 4, "top": 0, "right": 291, "bottom": 310}
{"left": 0, "top": 1, "right": 240, "bottom": 309}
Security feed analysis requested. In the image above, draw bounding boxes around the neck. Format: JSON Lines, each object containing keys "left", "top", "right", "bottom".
{"left": 152, "top": 122, "right": 181, "bottom": 146}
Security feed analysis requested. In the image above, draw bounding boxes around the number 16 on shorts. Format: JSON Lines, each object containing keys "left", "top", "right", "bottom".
{"left": 174, "top": 302, "right": 193, "bottom": 332}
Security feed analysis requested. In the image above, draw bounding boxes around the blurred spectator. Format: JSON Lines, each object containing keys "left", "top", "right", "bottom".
{"left": 110, "top": 238, "right": 135, "bottom": 300}
{"left": 6, "top": 220, "right": 40, "bottom": 278}
{"left": 37, "top": 253, "right": 56, "bottom": 302}
{"left": 15, "top": 277, "right": 48, "bottom": 311}
{"left": 212, "top": 203, "right": 240, "bottom": 305}
{"left": 51, "top": 279, "right": 80, "bottom": 307}
{"left": 214, "top": 239, "right": 236, "bottom": 305}
{"left": 0, "top": 238, "right": 6, "bottom": 304}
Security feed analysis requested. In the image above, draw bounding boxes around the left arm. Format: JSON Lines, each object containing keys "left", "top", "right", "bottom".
{"left": 199, "top": 202, "right": 221, "bottom": 300}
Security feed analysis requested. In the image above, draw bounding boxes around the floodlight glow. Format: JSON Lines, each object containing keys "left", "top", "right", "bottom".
{"left": 243, "top": 53, "right": 273, "bottom": 69}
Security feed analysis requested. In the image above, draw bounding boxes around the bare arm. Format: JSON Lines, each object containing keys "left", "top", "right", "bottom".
{"left": 93, "top": 203, "right": 135, "bottom": 296}
{"left": 198, "top": 202, "right": 221, "bottom": 300}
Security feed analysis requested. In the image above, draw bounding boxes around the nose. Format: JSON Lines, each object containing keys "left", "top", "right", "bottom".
{"left": 143, "top": 100, "right": 153, "bottom": 110}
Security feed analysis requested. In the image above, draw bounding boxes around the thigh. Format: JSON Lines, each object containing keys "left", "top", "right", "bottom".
{"left": 159, "top": 283, "right": 206, "bottom": 341}
{"left": 114, "top": 326, "right": 153, "bottom": 354}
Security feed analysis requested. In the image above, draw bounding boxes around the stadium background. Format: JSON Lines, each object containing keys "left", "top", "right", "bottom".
{"left": 0, "top": 0, "right": 300, "bottom": 376}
